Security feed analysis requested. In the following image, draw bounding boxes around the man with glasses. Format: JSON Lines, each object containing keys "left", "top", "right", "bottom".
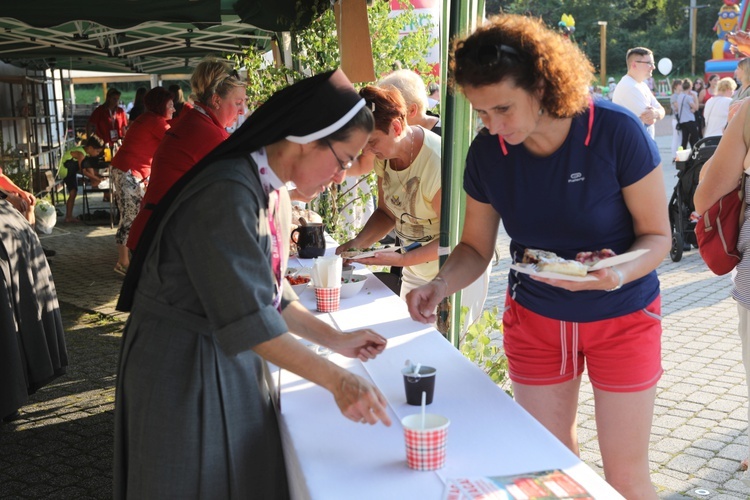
{"left": 612, "top": 47, "right": 665, "bottom": 140}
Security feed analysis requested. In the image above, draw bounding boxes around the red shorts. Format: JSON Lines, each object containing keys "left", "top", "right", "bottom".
{"left": 502, "top": 294, "right": 663, "bottom": 393}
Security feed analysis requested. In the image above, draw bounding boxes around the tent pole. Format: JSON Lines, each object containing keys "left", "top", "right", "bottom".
{"left": 439, "top": 0, "right": 484, "bottom": 348}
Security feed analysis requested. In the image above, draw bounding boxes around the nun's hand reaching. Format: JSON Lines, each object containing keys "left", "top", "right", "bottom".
{"left": 329, "top": 328, "right": 387, "bottom": 361}
{"left": 335, "top": 373, "right": 392, "bottom": 426}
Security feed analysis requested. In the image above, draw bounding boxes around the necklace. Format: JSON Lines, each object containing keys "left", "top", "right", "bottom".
{"left": 391, "top": 127, "right": 416, "bottom": 171}
{"left": 388, "top": 127, "right": 418, "bottom": 205}
{"left": 407, "top": 127, "right": 415, "bottom": 167}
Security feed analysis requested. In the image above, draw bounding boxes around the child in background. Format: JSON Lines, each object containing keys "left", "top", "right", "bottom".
{"left": 59, "top": 135, "right": 105, "bottom": 222}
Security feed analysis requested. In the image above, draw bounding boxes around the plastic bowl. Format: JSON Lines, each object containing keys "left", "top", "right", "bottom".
{"left": 286, "top": 275, "right": 311, "bottom": 295}
{"left": 340, "top": 275, "right": 367, "bottom": 299}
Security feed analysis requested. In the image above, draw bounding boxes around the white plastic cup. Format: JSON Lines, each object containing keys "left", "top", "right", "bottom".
{"left": 675, "top": 148, "right": 691, "bottom": 162}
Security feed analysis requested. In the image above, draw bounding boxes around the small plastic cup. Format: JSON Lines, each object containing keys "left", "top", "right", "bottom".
{"left": 675, "top": 148, "right": 691, "bottom": 162}
{"left": 401, "top": 413, "right": 450, "bottom": 470}
{"left": 314, "top": 286, "right": 341, "bottom": 312}
{"left": 402, "top": 365, "right": 437, "bottom": 405}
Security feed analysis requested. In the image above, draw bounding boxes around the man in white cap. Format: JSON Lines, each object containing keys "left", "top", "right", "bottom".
{"left": 612, "top": 47, "right": 665, "bottom": 139}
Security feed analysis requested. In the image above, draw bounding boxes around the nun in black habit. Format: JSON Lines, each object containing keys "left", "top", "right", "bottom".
{"left": 114, "top": 69, "right": 392, "bottom": 499}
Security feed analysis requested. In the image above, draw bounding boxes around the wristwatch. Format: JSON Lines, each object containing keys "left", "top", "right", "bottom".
{"left": 606, "top": 266, "right": 624, "bottom": 292}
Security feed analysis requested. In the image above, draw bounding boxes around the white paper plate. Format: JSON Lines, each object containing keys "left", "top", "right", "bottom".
{"left": 509, "top": 249, "right": 650, "bottom": 282}
{"left": 587, "top": 249, "right": 650, "bottom": 271}
{"left": 343, "top": 246, "right": 402, "bottom": 260}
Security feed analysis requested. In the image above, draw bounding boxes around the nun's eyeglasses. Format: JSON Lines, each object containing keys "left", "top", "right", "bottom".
{"left": 476, "top": 43, "right": 521, "bottom": 66}
{"left": 324, "top": 140, "right": 353, "bottom": 171}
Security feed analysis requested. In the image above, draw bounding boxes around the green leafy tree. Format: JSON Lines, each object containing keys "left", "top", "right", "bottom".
{"left": 460, "top": 306, "right": 512, "bottom": 395}
{"left": 486, "top": 0, "right": 724, "bottom": 78}
{"left": 231, "top": 1, "right": 436, "bottom": 238}
{"left": 233, "top": 1, "right": 437, "bottom": 106}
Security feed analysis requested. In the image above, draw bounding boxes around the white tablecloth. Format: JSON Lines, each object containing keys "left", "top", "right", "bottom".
{"left": 273, "top": 253, "right": 623, "bottom": 500}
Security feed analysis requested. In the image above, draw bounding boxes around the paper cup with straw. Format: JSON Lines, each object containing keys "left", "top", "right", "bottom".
{"left": 401, "top": 412, "right": 450, "bottom": 470}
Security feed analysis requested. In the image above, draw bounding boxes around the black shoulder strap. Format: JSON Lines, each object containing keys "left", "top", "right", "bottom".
{"left": 116, "top": 154, "right": 217, "bottom": 311}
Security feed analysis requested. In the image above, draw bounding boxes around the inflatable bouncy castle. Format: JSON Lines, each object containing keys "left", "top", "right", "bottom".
{"left": 559, "top": 14, "right": 575, "bottom": 41}
{"left": 705, "top": 0, "right": 745, "bottom": 78}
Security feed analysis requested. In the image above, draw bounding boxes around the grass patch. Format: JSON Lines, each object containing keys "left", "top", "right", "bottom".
{"left": 61, "top": 302, "right": 124, "bottom": 335}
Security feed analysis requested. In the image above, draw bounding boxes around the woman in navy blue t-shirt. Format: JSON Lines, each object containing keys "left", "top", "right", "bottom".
{"left": 406, "top": 14, "right": 670, "bottom": 500}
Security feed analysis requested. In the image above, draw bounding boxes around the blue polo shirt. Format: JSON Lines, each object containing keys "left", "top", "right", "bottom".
{"left": 464, "top": 99, "right": 661, "bottom": 322}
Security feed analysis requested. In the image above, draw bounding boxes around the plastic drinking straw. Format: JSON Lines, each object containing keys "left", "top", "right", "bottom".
{"left": 413, "top": 363, "right": 421, "bottom": 377}
{"left": 421, "top": 391, "right": 427, "bottom": 429}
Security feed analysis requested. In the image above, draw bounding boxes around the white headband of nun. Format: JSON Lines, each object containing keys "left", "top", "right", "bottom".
{"left": 285, "top": 98, "right": 366, "bottom": 144}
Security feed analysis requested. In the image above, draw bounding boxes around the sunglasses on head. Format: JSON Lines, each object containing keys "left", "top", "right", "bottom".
{"left": 476, "top": 43, "right": 522, "bottom": 66}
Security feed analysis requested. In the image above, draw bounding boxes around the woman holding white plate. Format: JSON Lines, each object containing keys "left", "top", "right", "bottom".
{"left": 407, "top": 14, "right": 670, "bottom": 499}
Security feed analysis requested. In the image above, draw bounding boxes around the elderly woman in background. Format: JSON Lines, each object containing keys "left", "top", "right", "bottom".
{"left": 114, "top": 69, "right": 390, "bottom": 498}
{"left": 378, "top": 69, "right": 441, "bottom": 135}
{"left": 127, "top": 58, "right": 246, "bottom": 251}
{"left": 704, "top": 77, "right": 738, "bottom": 138}
{"left": 336, "top": 85, "right": 442, "bottom": 299}
{"left": 110, "top": 86, "right": 175, "bottom": 276}
{"left": 407, "top": 14, "right": 670, "bottom": 498}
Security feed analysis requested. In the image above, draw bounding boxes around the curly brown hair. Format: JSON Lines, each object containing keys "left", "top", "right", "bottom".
{"left": 358, "top": 85, "right": 407, "bottom": 134}
{"left": 450, "top": 14, "right": 594, "bottom": 119}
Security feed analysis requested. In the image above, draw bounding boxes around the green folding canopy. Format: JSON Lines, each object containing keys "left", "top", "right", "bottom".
{"left": 0, "top": 0, "right": 328, "bottom": 73}
{"left": 0, "top": 0, "right": 485, "bottom": 345}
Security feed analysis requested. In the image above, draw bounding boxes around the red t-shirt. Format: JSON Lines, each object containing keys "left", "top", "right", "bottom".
{"left": 110, "top": 112, "right": 170, "bottom": 179}
{"left": 127, "top": 104, "right": 228, "bottom": 250}
{"left": 169, "top": 101, "right": 194, "bottom": 126}
{"left": 703, "top": 88, "right": 714, "bottom": 104}
{"left": 88, "top": 105, "right": 128, "bottom": 145}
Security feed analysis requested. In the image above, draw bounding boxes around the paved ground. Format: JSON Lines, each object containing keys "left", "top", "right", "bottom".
{"left": 3, "top": 119, "right": 750, "bottom": 498}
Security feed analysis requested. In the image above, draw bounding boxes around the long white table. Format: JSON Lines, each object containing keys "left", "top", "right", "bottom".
{"left": 273, "top": 255, "right": 623, "bottom": 500}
